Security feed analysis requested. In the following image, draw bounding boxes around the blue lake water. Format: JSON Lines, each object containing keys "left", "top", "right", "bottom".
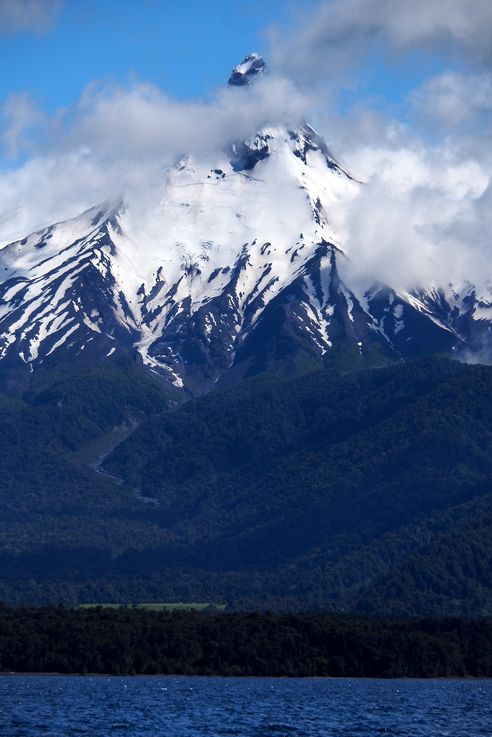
{"left": 0, "top": 676, "right": 490, "bottom": 737}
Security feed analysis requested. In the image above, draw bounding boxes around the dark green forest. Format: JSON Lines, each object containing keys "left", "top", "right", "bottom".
{"left": 0, "top": 606, "right": 490, "bottom": 678}
{"left": 0, "top": 356, "right": 491, "bottom": 614}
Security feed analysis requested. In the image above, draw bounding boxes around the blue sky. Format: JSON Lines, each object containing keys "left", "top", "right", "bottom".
{"left": 1, "top": 0, "right": 317, "bottom": 111}
{"left": 0, "top": 0, "right": 450, "bottom": 116}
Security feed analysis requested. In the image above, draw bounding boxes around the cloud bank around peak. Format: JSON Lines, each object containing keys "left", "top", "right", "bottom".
{"left": 0, "top": 72, "right": 309, "bottom": 244}
{"left": 1, "top": 0, "right": 492, "bottom": 294}
{"left": 267, "top": 0, "right": 492, "bottom": 291}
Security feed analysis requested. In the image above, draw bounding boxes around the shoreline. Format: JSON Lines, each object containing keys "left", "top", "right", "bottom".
{"left": 1, "top": 672, "right": 490, "bottom": 680}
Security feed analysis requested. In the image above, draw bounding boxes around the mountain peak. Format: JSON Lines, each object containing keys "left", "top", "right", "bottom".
{"left": 228, "top": 53, "right": 266, "bottom": 86}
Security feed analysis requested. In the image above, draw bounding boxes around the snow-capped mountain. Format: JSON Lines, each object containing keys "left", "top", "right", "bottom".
{"left": 0, "top": 55, "right": 491, "bottom": 394}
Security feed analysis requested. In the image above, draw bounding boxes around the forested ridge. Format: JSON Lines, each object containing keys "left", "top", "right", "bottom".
{"left": 0, "top": 606, "right": 490, "bottom": 678}
{"left": 0, "top": 356, "right": 491, "bottom": 614}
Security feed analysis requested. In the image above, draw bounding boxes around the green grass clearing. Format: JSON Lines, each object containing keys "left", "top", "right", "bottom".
{"left": 78, "top": 602, "right": 226, "bottom": 612}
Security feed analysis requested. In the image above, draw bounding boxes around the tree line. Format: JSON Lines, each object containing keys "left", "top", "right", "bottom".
{"left": 0, "top": 605, "right": 490, "bottom": 678}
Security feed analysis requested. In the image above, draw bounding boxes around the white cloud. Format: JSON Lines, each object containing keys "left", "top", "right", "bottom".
{"left": 65, "top": 75, "right": 309, "bottom": 160}
{"left": 410, "top": 72, "right": 492, "bottom": 127}
{"left": 0, "top": 0, "right": 63, "bottom": 35}
{"left": 0, "top": 73, "right": 310, "bottom": 244}
{"left": 340, "top": 142, "right": 491, "bottom": 290}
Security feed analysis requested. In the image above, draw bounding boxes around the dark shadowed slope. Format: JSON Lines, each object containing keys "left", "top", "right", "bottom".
{"left": 0, "top": 356, "right": 490, "bottom": 614}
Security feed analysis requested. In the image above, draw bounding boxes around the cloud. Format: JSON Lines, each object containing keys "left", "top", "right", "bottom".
{"left": 269, "top": 0, "right": 492, "bottom": 86}
{"left": 1, "top": 92, "right": 45, "bottom": 157}
{"left": 0, "top": 73, "right": 310, "bottom": 244}
{"left": 0, "top": 0, "right": 63, "bottom": 35}
{"left": 340, "top": 141, "right": 491, "bottom": 290}
{"left": 410, "top": 72, "right": 492, "bottom": 128}
{"left": 326, "top": 85, "right": 492, "bottom": 292}
{"left": 66, "top": 74, "right": 309, "bottom": 160}
{"left": 1, "top": 0, "right": 492, "bottom": 296}
{"left": 266, "top": 0, "right": 492, "bottom": 292}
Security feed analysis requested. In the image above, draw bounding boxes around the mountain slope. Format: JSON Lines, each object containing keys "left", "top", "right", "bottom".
{"left": 101, "top": 356, "right": 492, "bottom": 615}
{"left": 0, "top": 362, "right": 172, "bottom": 574}
{"left": 0, "top": 357, "right": 491, "bottom": 614}
{"left": 0, "top": 55, "right": 490, "bottom": 395}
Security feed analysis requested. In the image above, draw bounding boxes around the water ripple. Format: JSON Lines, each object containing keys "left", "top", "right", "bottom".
{"left": 0, "top": 676, "right": 490, "bottom": 737}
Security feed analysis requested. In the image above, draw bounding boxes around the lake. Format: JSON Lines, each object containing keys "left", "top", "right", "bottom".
{"left": 0, "top": 676, "right": 490, "bottom": 736}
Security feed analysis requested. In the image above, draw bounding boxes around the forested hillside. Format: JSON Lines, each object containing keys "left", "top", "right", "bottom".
{"left": 103, "top": 356, "right": 492, "bottom": 615}
{"left": 0, "top": 356, "right": 491, "bottom": 614}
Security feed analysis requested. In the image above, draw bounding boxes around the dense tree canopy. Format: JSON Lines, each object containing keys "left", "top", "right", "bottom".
{"left": 0, "top": 606, "right": 490, "bottom": 678}
{"left": 0, "top": 357, "right": 491, "bottom": 614}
